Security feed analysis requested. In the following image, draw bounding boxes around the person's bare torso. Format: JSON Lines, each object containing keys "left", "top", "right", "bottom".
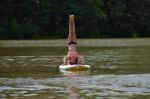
{"left": 67, "top": 44, "right": 78, "bottom": 64}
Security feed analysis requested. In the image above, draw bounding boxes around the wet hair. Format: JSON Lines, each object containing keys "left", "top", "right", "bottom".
{"left": 68, "top": 41, "right": 77, "bottom": 45}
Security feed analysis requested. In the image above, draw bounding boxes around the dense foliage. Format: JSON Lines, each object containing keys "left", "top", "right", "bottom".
{"left": 0, "top": 0, "right": 150, "bottom": 39}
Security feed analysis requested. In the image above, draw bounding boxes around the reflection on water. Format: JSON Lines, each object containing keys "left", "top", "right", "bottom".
{"left": 0, "top": 39, "right": 150, "bottom": 99}
{"left": 65, "top": 74, "right": 80, "bottom": 99}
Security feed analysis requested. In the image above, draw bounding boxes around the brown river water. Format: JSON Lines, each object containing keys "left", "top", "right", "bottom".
{"left": 0, "top": 39, "right": 150, "bottom": 99}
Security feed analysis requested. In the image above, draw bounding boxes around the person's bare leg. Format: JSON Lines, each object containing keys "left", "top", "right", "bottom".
{"left": 68, "top": 15, "right": 73, "bottom": 43}
{"left": 71, "top": 15, "right": 76, "bottom": 42}
{"left": 68, "top": 15, "right": 77, "bottom": 44}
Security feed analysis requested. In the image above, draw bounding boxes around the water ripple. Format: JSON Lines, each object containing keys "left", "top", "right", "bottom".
{"left": 0, "top": 74, "right": 150, "bottom": 98}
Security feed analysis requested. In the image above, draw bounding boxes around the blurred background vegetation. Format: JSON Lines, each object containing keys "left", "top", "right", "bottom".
{"left": 0, "top": 0, "right": 150, "bottom": 39}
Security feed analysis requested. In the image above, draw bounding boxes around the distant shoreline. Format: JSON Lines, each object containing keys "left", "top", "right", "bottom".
{"left": 0, "top": 38, "right": 150, "bottom": 47}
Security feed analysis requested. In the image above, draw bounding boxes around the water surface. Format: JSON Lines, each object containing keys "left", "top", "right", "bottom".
{"left": 0, "top": 39, "right": 150, "bottom": 99}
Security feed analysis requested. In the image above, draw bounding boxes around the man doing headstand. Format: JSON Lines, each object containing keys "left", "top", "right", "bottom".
{"left": 63, "top": 15, "right": 84, "bottom": 65}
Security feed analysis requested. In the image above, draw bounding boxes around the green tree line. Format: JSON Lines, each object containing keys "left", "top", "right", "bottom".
{"left": 0, "top": 0, "right": 150, "bottom": 39}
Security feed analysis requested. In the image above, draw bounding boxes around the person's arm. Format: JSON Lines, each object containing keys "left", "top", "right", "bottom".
{"left": 78, "top": 55, "right": 84, "bottom": 64}
{"left": 63, "top": 56, "right": 70, "bottom": 65}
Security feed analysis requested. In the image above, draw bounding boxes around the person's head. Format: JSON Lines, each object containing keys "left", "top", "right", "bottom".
{"left": 70, "top": 57, "right": 78, "bottom": 64}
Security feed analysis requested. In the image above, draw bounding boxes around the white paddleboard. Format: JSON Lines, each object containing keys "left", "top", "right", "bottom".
{"left": 60, "top": 69, "right": 90, "bottom": 75}
{"left": 59, "top": 64, "right": 90, "bottom": 71}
